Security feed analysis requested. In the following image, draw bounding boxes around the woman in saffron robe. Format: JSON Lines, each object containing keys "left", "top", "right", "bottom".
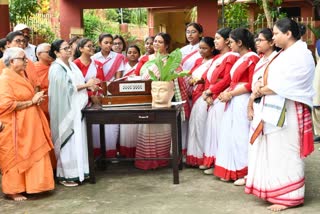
{"left": 0, "top": 47, "right": 54, "bottom": 201}
{"left": 245, "top": 18, "right": 315, "bottom": 212}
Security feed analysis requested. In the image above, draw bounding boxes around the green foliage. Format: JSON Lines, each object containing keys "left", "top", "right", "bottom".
{"left": 308, "top": 24, "right": 320, "bottom": 40}
{"left": 130, "top": 8, "right": 147, "bottom": 25}
{"left": 118, "top": 8, "right": 131, "bottom": 23}
{"left": 147, "top": 49, "right": 189, "bottom": 81}
{"left": 83, "top": 13, "right": 119, "bottom": 42}
{"left": 314, "top": 0, "right": 320, "bottom": 6}
{"left": 105, "top": 9, "right": 119, "bottom": 22}
{"left": 9, "top": 0, "right": 40, "bottom": 24}
{"left": 254, "top": 0, "right": 286, "bottom": 25}
{"left": 224, "top": 3, "right": 249, "bottom": 29}
{"left": 35, "top": 23, "right": 55, "bottom": 43}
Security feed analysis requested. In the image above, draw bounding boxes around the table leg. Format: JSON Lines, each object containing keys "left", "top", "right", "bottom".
{"left": 177, "top": 112, "right": 183, "bottom": 170}
{"left": 171, "top": 118, "right": 179, "bottom": 184}
{"left": 87, "top": 122, "right": 96, "bottom": 184}
{"left": 98, "top": 124, "right": 107, "bottom": 169}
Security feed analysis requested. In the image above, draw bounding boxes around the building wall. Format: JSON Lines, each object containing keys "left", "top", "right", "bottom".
{"left": 154, "top": 11, "right": 188, "bottom": 49}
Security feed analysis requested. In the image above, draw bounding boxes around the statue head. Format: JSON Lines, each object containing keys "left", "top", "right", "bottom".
{"left": 151, "top": 81, "right": 174, "bottom": 108}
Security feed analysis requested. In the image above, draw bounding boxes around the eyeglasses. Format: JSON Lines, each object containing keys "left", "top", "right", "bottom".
{"left": 60, "top": 46, "right": 71, "bottom": 51}
{"left": 13, "top": 39, "right": 26, "bottom": 44}
{"left": 255, "top": 38, "right": 268, "bottom": 43}
{"left": 13, "top": 56, "right": 28, "bottom": 61}
{"left": 186, "top": 30, "right": 198, "bottom": 35}
{"left": 113, "top": 42, "right": 123, "bottom": 46}
{"left": 85, "top": 45, "right": 95, "bottom": 49}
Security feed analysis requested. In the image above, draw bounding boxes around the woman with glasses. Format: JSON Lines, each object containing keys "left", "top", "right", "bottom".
{"left": 112, "top": 34, "right": 126, "bottom": 56}
{"left": 0, "top": 31, "right": 39, "bottom": 90}
{"left": 179, "top": 22, "right": 203, "bottom": 156}
{"left": 245, "top": 18, "right": 315, "bottom": 212}
{"left": 247, "top": 28, "right": 278, "bottom": 122}
{"left": 73, "top": 38, "right": 102, "bottom": 98}
{"left": 91, "top": 33, "right": 125, "bottom": 159}
{"left": 0, "top": 47, "right": 54, "bottom": 200}
{"left": 48, "top": 39, "right": 99, "bottom": 187}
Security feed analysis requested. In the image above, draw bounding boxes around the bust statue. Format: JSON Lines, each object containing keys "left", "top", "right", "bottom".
{"left": 151, "top": 81, "right": 174, "bottom": 108}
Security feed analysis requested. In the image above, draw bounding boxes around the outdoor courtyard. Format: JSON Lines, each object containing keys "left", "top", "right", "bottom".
{"left": 0, "top": 144, "right": 319, "bottom": 214}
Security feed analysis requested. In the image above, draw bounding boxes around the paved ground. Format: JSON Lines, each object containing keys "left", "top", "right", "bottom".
{"left": 0, "top": 144, "right": 319, "bottom": 214}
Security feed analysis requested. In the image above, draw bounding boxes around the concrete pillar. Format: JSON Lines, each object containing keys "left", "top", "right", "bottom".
{"left": 60, "top": 0, "right": 82, "bottom": 39}
{"left": 197, "top": 0, "right": 218, "bottom": 37}
{"left": 148, "top": 9, "right": 155, "bottom": 36}
{"left": 0, "top": 0, "right": 10, "bottom": 37}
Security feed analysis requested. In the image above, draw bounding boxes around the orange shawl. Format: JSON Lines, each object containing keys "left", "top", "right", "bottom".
{"left": 34, "top": 62, "right": 50, "bottom": 120}
{"left": 0, "top": 68, "right": 53, "bottom": 174}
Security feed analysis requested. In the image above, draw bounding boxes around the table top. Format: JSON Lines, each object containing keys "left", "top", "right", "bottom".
{"left": 83, "top": 103, "right": 182, "bottom": 113}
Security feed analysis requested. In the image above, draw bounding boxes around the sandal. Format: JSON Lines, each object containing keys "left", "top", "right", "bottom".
{"left": 59, "top": 180, "right": 79, "bottom": 187}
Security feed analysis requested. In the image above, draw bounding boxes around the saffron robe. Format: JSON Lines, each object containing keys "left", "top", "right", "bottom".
{"left": 0, "top": 68, "right": 54, "bottom": 194}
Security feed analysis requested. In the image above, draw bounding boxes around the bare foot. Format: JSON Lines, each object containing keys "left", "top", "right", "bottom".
{"left": 267, "top": 204, "right": 288, "bottom": 212}
{"left": 7, "top": 194, "right": 27, "bottom": 201}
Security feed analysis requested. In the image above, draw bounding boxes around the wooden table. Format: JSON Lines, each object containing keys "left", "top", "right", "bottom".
{"left": 82, "top": 104, "right": 183, "bottom": 184}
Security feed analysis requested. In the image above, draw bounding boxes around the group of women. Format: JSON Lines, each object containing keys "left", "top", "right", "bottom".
{"left": 183, "top": 18, "right": 314, "bottom": 212}
{"left": 0, "top": 17, "right": 315, "bottom": 211}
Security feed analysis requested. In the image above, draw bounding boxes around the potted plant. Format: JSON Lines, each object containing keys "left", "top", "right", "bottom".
{"left": 145, "top": 48, "right": 189, "bottom": 108}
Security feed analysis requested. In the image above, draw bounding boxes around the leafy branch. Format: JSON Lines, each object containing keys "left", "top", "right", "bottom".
{"left": 147, "top": 49, "right": 189, "bottom": 81}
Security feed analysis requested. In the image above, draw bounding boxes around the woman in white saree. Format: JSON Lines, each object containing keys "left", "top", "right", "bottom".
{"left": 49, "top": 40, "right": 99, "bottom": 187}
{"left": 245, "top": 18, "right": 315, "bottom": 212}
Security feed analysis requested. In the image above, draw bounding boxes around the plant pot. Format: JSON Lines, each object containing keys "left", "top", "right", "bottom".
{"left": 151, "top": 81, "right": 174, "bottom": 108}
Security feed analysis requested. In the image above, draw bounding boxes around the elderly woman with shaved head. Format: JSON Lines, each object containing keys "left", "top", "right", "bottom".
{"left": 0, "top": 47, "right": 54, "bottom": 201}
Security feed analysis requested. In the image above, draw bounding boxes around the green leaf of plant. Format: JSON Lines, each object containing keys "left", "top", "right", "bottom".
{"left": 161, "top": 49, "right": 182, "bottom": 81}
{"left": 148, "top": 69, "right": 158, "bottom": 81}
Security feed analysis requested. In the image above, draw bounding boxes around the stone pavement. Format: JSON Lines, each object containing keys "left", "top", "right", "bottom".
{"left": 0, "top": 144, "right": 319, "bottom": 214}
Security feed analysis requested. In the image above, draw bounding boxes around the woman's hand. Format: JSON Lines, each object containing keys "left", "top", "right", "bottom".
{"left": 202, "top": 90, "right": 211, "bottom": 100}
{"left": 205, "top": 96, "right": 214, "bottom": 106}
{"left": 0, "top": 121, "right": 5, "bottom": 132}
{"left": 253, "top": 80, "right": 263, "bottom": 98}
{"left": 87, "top": 78, "right": 101, "bottom": 91}
{"left": 219, "top": 91, "right": 233, "bottom": 103}
{"left": 32, "top": 91, "right": 47, "bottom": 106}
{"left": 247, "top": 104, "right": 254, "bottom": 121}
{"left": 188, "top": 78, "right": 196, "bottom": 86}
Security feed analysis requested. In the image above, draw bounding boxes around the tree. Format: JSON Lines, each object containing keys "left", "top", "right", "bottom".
{"left": 105, "top": 9, "right": 119, "bottom": 22}
{"left": 255, "top": 0, "right": 283, "bottom": 28}
{"left": 224, "top": 3, "right": 249, "bottom": 29}
{"left": 9, "top": 0, "right": 40, "bottom": 24}
{"left": 130, "top": 8, "right": 147, "bottom": 25}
